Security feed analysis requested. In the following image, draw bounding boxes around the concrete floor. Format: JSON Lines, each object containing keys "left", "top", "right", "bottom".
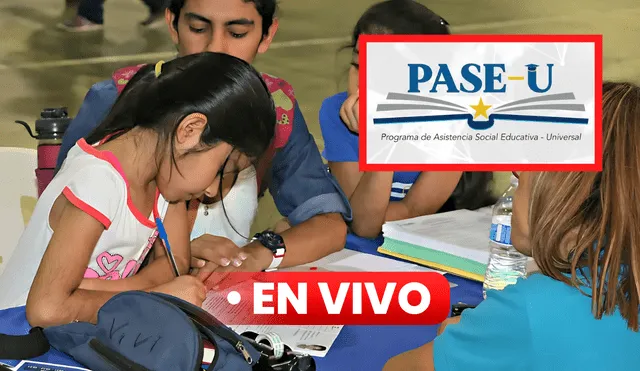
{"left": 1, "top": 0, "right": 638, "bottom": 230}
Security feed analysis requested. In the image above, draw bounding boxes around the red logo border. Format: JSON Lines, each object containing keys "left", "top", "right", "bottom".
{"left": 358, "top": 34, "right": 603, "bottom": 172}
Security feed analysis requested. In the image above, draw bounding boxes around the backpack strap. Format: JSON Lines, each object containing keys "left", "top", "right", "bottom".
{"left": 112, "top": 64, "right": 145, "bottom": 94}
{"left": 0, "top": 327, "right": 50, "bottom": 360}
{"left": 256, "top": 73, "right": 296, "bottom": 196}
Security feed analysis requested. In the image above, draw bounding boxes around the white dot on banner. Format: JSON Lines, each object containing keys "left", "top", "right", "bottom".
{"left": 227, "top": 291, "right": 241, "bottom": 305}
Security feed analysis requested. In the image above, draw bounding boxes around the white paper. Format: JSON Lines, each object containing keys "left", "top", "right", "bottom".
{"left": 283, "top": 250, "right": 456, "bottom": 288}
{"left": 285, "top": 249, "right": 440, "bottom": 272}
{"left": 10, "top": 361, "right": 89, "bottom": 370}
{"left": 382, "top": 209, "right": 493, "bottom": 264}
{"left": 475, "top": 206, "right": 494, "bottom": 217}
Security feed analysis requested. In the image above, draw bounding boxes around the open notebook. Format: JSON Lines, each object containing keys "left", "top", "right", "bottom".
{"left": 378, "top": 209, "right": 493, "bottom": 282}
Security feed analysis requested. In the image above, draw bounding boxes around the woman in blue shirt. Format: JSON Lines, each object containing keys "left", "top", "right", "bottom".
{"left": 320, "top": 0, "right": 495, "bottom": 252}
{"left": 383, "top": 81, "right": 640, "bottom": 370}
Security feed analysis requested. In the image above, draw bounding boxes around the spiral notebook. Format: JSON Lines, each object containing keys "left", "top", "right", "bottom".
{"left": 378, "top": 209, "right": 493, "bottom": 282}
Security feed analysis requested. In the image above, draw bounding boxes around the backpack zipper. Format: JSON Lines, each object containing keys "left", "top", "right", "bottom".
{"left": 235, "top": 341, "right": 253, "bottom": 364}
{"left": 192, "top": 316, "right": 252, "bottom": 365}
{"left": 154, "top": 294, "right": 254, "bottom": 365}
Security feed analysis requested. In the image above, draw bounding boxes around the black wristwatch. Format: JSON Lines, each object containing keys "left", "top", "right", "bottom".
{"left": 252, "top": 231, "right": 286, "bottom": 272}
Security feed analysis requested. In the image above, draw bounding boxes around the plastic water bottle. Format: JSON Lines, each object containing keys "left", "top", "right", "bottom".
{"left": 482, "top": 175, "right": 527, "bottom": 298}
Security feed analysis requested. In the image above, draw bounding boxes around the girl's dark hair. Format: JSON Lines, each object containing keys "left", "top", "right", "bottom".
{"left": 87, "top": 52, "right": 275, "bottom": 171}
{"left": 169, "top": 0, "right": 277, "bottom": 36}
{"left": 347, "top": 0, "right": 450, "bottom": 52}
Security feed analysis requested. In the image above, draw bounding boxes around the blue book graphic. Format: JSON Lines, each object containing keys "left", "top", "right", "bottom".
{"left": 373, "top": 92, "right": 589, "bottom": 130}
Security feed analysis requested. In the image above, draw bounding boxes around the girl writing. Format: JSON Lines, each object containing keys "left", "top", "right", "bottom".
{"left": 319, "top": 0, "right": 495, "bottom": 250}
{"left": 384, "top": 81, "right": 640, "bottom": 370}
{"left": 0, "top": 52, "right": 275, "bottom": 328}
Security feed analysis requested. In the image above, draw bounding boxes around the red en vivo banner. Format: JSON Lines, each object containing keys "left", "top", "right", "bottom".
{"left": 201, "top": 272, "right": 451, "bottom": 326}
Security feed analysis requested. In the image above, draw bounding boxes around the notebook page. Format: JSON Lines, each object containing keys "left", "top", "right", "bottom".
{"left": 382, "top": 209, "right": 493, "bottom": 264}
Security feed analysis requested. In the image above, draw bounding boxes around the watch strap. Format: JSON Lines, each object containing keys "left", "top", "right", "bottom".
{"left": 253, "top": 232, "right": 286, "bottom": 272}
{"left": 265, "top": 247, "right": 285, "bottom": 272}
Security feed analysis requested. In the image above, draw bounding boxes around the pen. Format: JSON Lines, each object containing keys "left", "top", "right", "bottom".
{"left": 155, "top": 214, "right": 180, "bottom": 277}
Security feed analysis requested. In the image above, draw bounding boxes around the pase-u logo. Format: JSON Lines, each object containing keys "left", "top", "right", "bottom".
{"left": 373, "top": 62, "right": 588, "bottom": 130}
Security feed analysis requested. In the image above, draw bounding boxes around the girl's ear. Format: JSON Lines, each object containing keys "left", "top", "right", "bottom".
{"left": 175, "top": 113, "right": 208, "bottom": 151}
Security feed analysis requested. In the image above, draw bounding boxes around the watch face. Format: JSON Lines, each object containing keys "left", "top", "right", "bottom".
{"left": 260, "top": 231, "right": 284, "bottom": 248}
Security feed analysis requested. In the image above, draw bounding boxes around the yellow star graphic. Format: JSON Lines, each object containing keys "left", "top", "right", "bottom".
{"left": 470, "top": 98, "right": 492, "bottom": 119}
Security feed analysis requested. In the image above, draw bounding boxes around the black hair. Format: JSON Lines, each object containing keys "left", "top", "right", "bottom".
{"left": 168, "top": 0, "right": 277, "bottom": 36}
{"left": 346, "top": 0, "right": 450, "bottom": 54}
{"left": 87, "top": 52, "right": 275, "bottom": 178}
{"left": 451, "top": 173, "right": 497, "bottom": 211}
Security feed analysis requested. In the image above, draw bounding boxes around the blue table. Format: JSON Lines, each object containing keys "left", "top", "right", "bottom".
{"left": 0, "top": 246, "right": 483, "bottom": 370}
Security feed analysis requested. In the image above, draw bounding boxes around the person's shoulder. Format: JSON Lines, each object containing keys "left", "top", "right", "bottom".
{"left": 84, "top": 78, "right": 117, "bottom": 98}
{"left": 503, "top": 273, "right": 576, "bottom": 299}
{"left": 112, "top": 64, "right": 146, "bottom": 94}
{"left": 260, "top": 72, "right": 296, "bottom": 99}
{"left": 319, "top": 92, "right": 351, "bottom": 138}
{"left": 484, "top": 273, "right": 562, "bottom": 306}
{"left": 61, "top": 142, "right": 127, "bottom": 189}
{"left": 320, "top": 92, "right": 349, "bottom": 116}
{"left": 260, "top": 73, "right": 297, "bottom": 149}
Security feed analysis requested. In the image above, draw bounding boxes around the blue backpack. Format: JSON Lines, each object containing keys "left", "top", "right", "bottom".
{"left": 0, "top": 291, "right": 316, "bottom": 371}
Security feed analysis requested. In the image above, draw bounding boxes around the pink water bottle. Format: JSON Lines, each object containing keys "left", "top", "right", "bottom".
{"left": 15, "top": 108, "right": 72, "bottom": 196}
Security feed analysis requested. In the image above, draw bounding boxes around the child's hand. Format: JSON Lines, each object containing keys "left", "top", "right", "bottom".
{"left": 340, "top": 89, "right": 360, "bottom": 134}
{"left": 153, "top": 275, "right": 207, "bottom": 306}
{"left": 190, "top": 234, "right": 247, "bottom": 277}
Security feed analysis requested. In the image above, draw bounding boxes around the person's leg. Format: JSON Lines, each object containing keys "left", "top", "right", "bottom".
{"left": 77, "top": 0, "right": 104, "bottom": 24}
{"left": 61, "top": 0, "right": 80, "bottom": 22}
{"left": 139, "top": 0, "right": 167, "bottom": 27}
{"left": 58, "top": 0, "right": 104, "bottom": 32}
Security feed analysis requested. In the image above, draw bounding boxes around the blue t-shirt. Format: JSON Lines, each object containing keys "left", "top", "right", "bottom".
{"left": 319, "top": 92, "right": 422, "bottom": 252}
{"left": 433, "top": 273, "right": 640, "bottom": 370}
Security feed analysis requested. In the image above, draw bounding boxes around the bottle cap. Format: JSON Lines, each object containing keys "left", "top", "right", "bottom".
{"left": 35, "top": 107, "right": 72, "bottom": 139}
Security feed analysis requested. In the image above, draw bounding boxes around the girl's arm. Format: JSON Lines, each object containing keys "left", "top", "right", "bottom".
{"left": 329, "top": 162, "right": 462, "bottom": 238}
{"left": 78, "top": 202, "right": 191, "bottom": 292}
{"left": 27, "top": 198, "right": 193, "bottom": 327}
{"left": 385, "top": 171, "right": 462, "bottom": 222}
{"left": 328, "top": 161, "right": 394, "bottom": 238}
{"left": 26, "top": 195, "right": 121, "bottom": 327}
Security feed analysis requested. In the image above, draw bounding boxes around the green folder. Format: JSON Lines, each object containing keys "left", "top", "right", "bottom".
{"left": 378, "top": 237, "right": 487, "bottom": 282}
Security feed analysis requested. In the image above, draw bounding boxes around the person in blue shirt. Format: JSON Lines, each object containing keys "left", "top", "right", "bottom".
{"left": 56, "top": 0, "right": 351, "bottom": 274}
{"left": 383, "top": 81, "right": 640, "bottom": 370}
{"left": 319, "top": 0, "right": 494, "bottom": 252}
